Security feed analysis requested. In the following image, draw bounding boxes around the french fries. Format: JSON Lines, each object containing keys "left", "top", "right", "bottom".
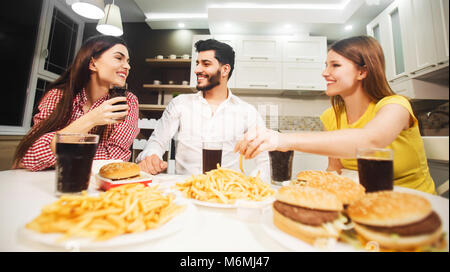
{"left": 175, "top": 165, "right": 274, "bottom": 204}
{"left": 239, "top": 154, "right": 245, "bottom": 175}
{"left": 26, "top": 184, "right": 185, "bottom": 241}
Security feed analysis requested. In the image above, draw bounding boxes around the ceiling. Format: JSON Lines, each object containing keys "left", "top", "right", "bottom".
{"left": 79, "top": 0, "right": 395, "bottom": 41}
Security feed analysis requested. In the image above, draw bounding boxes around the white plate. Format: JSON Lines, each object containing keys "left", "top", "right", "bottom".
{"left": 190, "top": 199, "right": 238, "bottom": 208}
{"left": 95, "top": 171, "right": 154, "bottom": 190}
{"left": 20, "top": 198, "right": 196, "bottom": 250}
{"left": 263, "top": 188, "right": 449, "bottom": 252}
{"left": 190, "top": 196, "right": 275, "bottom": 209}
{"left": 261, "top": 209, "right": 357, "bottom": 252}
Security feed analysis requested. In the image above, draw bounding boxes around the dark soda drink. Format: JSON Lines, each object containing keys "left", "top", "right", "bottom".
{"left": 202, "top": 149, "right": 222, "bottom": 173}
{"left": 56, "top": 142, "right": 98, "bottom": 194}
{"left": 109, "top": 87, "right": 128, "bottom": 118}
{"left": 269, "top": 150, "right": 294, "bottom": 185}
{"left": 357, "top": 158, "right": 393, "bottom": 192}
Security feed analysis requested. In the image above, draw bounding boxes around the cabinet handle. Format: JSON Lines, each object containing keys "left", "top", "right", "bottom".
{"left": 297, "top": 85, "right": 315, "bottom": 89}
{"left": 296, "top": 58, "right": 315, "bottom": 61}
{"left": 410, "top": 64, "right": 436, "bottom": 75}
{"left": 250, "top": 57, "right": 269, "bottom": 60}
{"left": 249, "top": 84, "right": 268, "bottom": 88}
{"left": 389, "top": 75, "right": 409, "bottom": 83}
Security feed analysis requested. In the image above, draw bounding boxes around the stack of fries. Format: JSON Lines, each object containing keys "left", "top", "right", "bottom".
{"left": 175, "top": 165, "right": 274, "bottom": 204}
{"left": 26, "top": 184, "right": 185, "bottom": 241}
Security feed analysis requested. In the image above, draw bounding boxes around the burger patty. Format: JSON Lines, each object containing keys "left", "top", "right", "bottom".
{"left": 361, "top": 211, "right": 441, "bottom": 236}
{"left": 273, "top": 200, "right": 339, "bottom": 226}
{"left": 111, "top": 174, "right": 140, "bottom": 181}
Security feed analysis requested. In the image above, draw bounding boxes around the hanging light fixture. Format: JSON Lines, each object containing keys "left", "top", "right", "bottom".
{"left": 69, "top": 0, "right": 105, "bottom": 20}
{"left": 96, "top": 1, "right": 123, "bottom": 36}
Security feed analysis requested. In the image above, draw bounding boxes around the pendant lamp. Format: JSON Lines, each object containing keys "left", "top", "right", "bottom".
{"left": 69, "top": 0, "right": 105, "bottom": 20}
{"left": 96, "top": 2, "right": 123, "bottom": 36}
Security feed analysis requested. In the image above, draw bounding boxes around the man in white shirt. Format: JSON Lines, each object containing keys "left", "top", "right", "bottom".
{"left": 136, "top": 39, "right": 270, "bottom": 181}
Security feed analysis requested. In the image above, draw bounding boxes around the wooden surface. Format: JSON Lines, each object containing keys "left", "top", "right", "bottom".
{"left": 0, "top": 135, "right": 24, "bottom": 171}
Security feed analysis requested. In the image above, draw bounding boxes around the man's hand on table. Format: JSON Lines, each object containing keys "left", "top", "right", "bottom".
{"left": 138, "top": 154, "right": 168, "bottom": 175}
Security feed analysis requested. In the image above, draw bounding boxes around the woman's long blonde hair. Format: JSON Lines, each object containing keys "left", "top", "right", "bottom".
{"left": 329, "top": 36, "right": 395, "bottom": 128}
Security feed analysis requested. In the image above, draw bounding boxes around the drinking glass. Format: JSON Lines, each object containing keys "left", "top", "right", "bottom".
{"left": 202, "top": 141, "right": 223, "bottom": 174}
{"left": 55, "top": 133, "right": 99, "bottom": 196}
{"left": 109, "top": 87, "right": 128, "bottom": 120}
{"left": 357, "top": 147, "right": 394, "bottom": 193}
{"left": 269, "top": 150, "right": 294, "bottom": 186}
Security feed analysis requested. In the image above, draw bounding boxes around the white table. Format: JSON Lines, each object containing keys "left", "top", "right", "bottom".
{"left": 0, "top": 169, "right": 448, "bottom": 252}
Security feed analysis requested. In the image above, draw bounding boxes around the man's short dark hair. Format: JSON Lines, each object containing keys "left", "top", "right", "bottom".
{"left": 194, "top": 39, "right": 235, "bottom": 79}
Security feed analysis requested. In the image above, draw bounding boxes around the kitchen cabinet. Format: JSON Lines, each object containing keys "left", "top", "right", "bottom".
{"left": 401, "top": 0, "right": 440, "bottom": 77}
{"left": 430, "top": 0, "right": 449, "bottom": 65}
{"left": 282, "top": 36, "right": 327, "bottom": 92}
{"left": 234, "top": 61, "right": 282, "bottom": 90}
{"left": 367, "top": 0, "right": 449, "bottom": 99}
{"left": 236, "top": 36, "right": 282, "bottom": 62}
{"left": 282, "top": 62, "right": 326, "bottom": 91}
{"left": 389, "top": 78, "right": 448, "bottom": 100}
{"left": 234, "top": 37, "right": 283, "bottom": 90}
{"left": 367, "top": 0, "right": 408, "bottom": 83}
{"left": 282, "top": 36, "right": 327, "bottom": 63}
{"left": 190, "top": 34, "right": 327, "bottom": 93}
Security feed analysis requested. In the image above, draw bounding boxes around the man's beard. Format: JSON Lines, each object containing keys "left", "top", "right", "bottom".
{"left": 196, "top": 70, "right": 221, "bottom": 92}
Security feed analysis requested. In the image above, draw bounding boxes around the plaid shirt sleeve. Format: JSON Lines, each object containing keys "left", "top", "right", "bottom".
{"left": 94, "top": 92, "right": 140, "bottom": 161}
{"left": 21, "top": 89, "right": 63, "bottom": 171}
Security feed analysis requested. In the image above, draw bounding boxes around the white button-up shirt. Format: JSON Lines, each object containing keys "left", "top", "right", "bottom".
{"left": 136, "top": 90, "right": 270, "bottom": 182}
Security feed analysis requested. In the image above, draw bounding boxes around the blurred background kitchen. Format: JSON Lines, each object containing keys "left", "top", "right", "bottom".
{"left": 0, "top": 0, "right": 447, "bottom": 195}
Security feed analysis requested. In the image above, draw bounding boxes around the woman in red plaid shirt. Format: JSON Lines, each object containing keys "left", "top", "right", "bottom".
{"left": 13, "top": 35, "right": 139, "bottom": 171}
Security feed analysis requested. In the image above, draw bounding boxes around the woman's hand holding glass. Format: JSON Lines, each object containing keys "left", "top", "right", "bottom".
{"left": 86, "top": 96, "right": 129, "bottom": 126}
{"left": 234, "top": 126, "right": 282, "bottom": 159}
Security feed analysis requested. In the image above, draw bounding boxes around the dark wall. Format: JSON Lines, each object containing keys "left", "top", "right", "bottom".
{"left": 0, "top": 0, "right": 41, "bottom": 126}
{"left": 83, "top": 23, "right": 209, "bottom": 104}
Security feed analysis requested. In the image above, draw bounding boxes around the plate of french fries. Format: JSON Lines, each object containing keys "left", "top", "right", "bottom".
{"left": 174, "top": 165, "right": 275, "bottom": 208}
{"left": 21, "top": 184, "right": 195, "bottom": 250}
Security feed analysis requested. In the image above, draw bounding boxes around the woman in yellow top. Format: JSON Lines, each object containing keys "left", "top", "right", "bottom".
{"left": 234, "top": 35, "right": 435, "bottom": 194}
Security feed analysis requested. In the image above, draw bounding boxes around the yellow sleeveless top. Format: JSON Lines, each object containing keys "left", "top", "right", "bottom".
{"left": 320, "top": 95, "right": 436, "bottom": 194}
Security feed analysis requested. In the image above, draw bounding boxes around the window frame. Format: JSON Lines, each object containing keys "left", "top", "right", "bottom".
{"left": 0, "top": 0, "right": 84, "bottom": 135}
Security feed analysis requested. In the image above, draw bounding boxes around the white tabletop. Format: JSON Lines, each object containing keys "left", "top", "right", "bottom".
{"left": 0, "top": 169, "right": 448, "bottom": 252}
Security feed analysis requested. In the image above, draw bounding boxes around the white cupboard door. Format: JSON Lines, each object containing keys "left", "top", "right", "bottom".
{"left": 402, "top": 0, "right": 438, "bottom": 76}
{"left": 431, "top": 0, "right": 449, "bottom": 64}
{"left": 235, "top": 61, "right": 282, "bottom": 89}
{"left": 237, "top": 36, "right": 282, "bottom": 61}
{"left": 385, "top": 1, "right": 409, "bottom": 81}
{"left": 282, "top": 63, "right": 326, "bottom": 91}
{"left": 283, "top": 37, "right": 327, "bottom": 63}
{"left": 367, "top": 11, "right": 398, "bottom": 82}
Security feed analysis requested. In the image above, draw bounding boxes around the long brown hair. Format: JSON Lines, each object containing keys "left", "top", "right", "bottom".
{"left": 329, "top": 36, "right": 395, "bottom": 128}
{"left": 13, "top": 35, "right": 127, "bottom": 168}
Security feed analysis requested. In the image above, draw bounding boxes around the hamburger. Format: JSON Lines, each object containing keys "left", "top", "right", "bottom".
{"left": 99, "top": 162, "right": 141, "bottom": 180}
{"left": 296, "top": 170, "right": 336, "bottom": 183}
{"left": 273, "top": 185, "right": 347, "bottom": 245}
{"left": 303, "top": 174, "right": 365, "bottom": 207}
{"left": 347, "top": 191, "right": 444, "bottom": 251}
